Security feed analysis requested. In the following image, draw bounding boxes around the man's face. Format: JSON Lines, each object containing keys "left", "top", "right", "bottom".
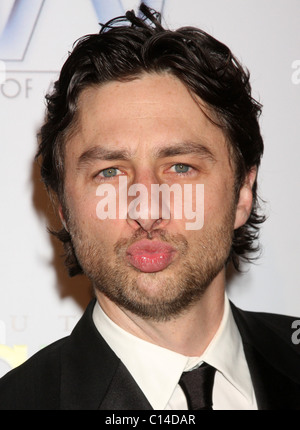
{"left": 62, "top": 73, "right": 245, "bottom": 321}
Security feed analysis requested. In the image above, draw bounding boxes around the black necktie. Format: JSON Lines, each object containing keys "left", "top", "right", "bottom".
{"left": 179, "top": 362, "right": 216, "bottom": 410}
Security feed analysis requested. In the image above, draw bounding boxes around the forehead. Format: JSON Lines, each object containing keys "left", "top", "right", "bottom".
{"left": 69, "top": 72, "right": 228, "bottom": 158}
{"left": 79, "top": 72, "right": 196, "bottom": 115}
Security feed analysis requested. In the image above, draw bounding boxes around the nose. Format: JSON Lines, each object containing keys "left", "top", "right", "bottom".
{"left": 130, "top": 216, "right": 168, "bottom": 233}
{"left": 126, "top": 171, "right": 171, "bottom": 233}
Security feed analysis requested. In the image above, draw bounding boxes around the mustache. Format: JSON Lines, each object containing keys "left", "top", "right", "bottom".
{"left": 114, "top": 228, "right": 188, "bottom": 256}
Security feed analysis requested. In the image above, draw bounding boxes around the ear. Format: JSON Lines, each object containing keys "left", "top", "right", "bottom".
{"left": 58, "top": 204, "right": 69, "bottom": 232}
{"left": 234, "top": 167, "right": 257, "bottom": 230}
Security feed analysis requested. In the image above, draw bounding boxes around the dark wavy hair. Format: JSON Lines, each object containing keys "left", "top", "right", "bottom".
{"left": 36, "top": 3, "right": 265, "bottom": 276}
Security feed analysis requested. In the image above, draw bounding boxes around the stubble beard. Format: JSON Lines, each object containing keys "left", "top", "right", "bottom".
{"left": 66, "top": 207, "right": 235, "bottom": 322}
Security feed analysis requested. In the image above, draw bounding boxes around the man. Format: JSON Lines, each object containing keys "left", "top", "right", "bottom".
{"left": 0, "top": 4, "right": 299, "bottom": 410}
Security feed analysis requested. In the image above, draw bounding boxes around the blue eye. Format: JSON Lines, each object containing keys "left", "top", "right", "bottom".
{"left": 100, "top": 168, "right": 119, "bottom": 178}
{"left": 172, "top": 164, "right": 191, "bottom": 174}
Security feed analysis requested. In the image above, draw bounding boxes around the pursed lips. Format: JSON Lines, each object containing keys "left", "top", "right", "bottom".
{"left": 126, "top": 239, "right": 176, "bottom": 273}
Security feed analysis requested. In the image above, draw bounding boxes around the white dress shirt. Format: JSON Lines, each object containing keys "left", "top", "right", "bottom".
{"left": 92, "top": 295, "right": 257, "bottom": 410}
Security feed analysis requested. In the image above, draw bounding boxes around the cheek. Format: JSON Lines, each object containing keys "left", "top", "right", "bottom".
{"left": 67, "top": 190, "right": 126, "bottom": 239}
{"left": 69, "top": 194, "right": 97, "bottom": 223}
{"left": 64, "top": 185, "right": 100, "bottom": 229}
{"left": 203, "top": 179, "right": 236, "bottom": 224}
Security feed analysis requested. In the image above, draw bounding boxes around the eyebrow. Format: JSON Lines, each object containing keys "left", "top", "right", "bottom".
{"left": 154, "top": 141, "right": 215, "bottom": 160}
{"left": 77, "top": 146, "right": 131, "bottom": 168}
{"left": 77, "top": 140, "right": 215, "bottom": 168}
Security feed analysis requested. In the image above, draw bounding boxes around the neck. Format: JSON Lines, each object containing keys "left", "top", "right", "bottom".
{"left": 96, "top": 270, "right": 226, "bottom": 357}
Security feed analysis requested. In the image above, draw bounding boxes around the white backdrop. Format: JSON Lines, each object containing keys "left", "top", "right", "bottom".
{"left": 0, "top": 0, "right": 299, "bottom": 377}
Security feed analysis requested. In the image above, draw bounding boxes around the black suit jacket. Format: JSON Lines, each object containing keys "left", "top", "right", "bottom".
{"left": 0, "top": 299, "right": 299, "bottom": 410}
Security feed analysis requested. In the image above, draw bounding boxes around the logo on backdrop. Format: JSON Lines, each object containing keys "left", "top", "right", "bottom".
{"left": 0, "top": 315, "right": 79, "bottom": 376}
{"left": 0, "top": 0, "right": 165, "bottom": 61}
{"left": 0, "top": 0, "right": 45, "bottom": 61}
{"left": 0, "top": 0, "right": 165, "bottom": 99}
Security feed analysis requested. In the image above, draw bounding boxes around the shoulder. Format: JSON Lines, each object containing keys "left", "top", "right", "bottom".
{"left": 0, "top": 336, "right": 69, "bottom": 410}
{"left": 231, "top": 302, "right": 300, "bottom": 360}
{"left": 0, "top": 299, "right": 115, "bottom": 410}
{"left": 232, "top": 303, "right": 299, "bottom": 339}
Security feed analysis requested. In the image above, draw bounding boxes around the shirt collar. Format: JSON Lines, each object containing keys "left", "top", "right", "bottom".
{"left": 200, "top": 297, "right": 254, "bottom": 404}
{"left": 92, "top": 295, "right": 252, "bottom": 409}
{"left": 93, "top": 301, "right": 188, "bottom": 409}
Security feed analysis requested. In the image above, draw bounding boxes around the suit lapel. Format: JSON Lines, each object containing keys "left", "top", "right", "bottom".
{"left": 99, "top": 361, "right": 152, "bottom": 410}
{"left": 60, "top": 300, "right": 120, "bottom": 409}
{"left": 242, "top": 342, "right": 300, "bottom": 410}
{"left": 59, "top": 299, "right": 152, "bottom": 410}
{"left": 231, "top": 303, "right": 300, "bottom": 410}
